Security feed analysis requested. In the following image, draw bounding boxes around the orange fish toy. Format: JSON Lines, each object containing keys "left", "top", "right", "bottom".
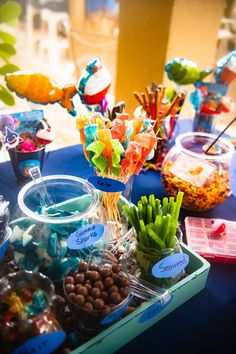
{"left": 5, "top": 71, "right": 77, "bottom": 116}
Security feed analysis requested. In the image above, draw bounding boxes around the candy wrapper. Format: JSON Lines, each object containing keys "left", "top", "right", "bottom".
{"left": 76, "top": 110, "right": 157, "bottom": 236}
{"left": 0, "top": 196, "right": 10, "bottom": 244}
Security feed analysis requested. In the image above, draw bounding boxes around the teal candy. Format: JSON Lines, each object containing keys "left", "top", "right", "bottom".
{"left": 47, "top": 232, "right": 57, "bottom": 257}
{"left": 47, "top": 257, "right": 80, "bottom": 279}
{"left": 21, "top": 249, "right": 40, "bottom": 271}
{"left": 32, "top": 290, "right": 48, "bottom": 312}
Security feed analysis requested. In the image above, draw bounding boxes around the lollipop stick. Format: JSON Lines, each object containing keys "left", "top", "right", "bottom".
{"left": 204, "top": 116, "right": 236, "bottom": 154}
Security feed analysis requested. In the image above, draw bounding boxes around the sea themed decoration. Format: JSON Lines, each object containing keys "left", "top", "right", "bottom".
{"left": 5, "top": 71, "right": 77, "bottom": 116}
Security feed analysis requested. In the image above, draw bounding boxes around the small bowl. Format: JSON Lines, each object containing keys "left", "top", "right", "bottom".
{"left": 63, "top": 259, "right": 131, "bottom": 334}
{"left": 0, "top": 226, "right": 12, "bottom": 262}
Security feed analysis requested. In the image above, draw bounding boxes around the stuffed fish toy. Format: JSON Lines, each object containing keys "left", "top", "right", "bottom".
{"left": 165, "top": 58, "right": 213, "bottom": 85}
{"left": 5, "top": 71, "right": 77, "bottom": 116}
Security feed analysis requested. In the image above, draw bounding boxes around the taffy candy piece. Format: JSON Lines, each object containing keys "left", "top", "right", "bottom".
{"left": 110, "top": 139, "right": 125, "bottom": 176}
{"left": 36, "top": 127, "right": 55, "bottom": 145}
{"left": 5, "top": 71, "right": 77, "bottom": 116}
{"left": 165, "top": 58, "right": 213, "bottom": 85}
{"left": 215, "top": 50, "right": 236, "bottom": 84}
{"left": 96, "top": 129, "right": 113, "bottom": 166}
{"left": 110, "top": 118, "right": 126, "bottom": 140}
{"left": 121, "top": 141, "right": 143, "bottom": 176}
{"left": 86, "top": 140, "right": 108, "bottom": 175}
{"left": 78, "top": 58, "right": 111, "bottom": 108}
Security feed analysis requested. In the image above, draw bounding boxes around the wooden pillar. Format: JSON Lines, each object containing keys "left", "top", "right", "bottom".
{"left": 116, "top": 0, "right": 225, "bottom": 114}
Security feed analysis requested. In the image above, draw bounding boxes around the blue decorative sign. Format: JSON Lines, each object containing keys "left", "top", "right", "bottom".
{"left": 88, "top": 176, "right": 126, "bottom": 192}
{"left": 152, "top": 253, "right": 189, "bottom": 278}
{"left": 12, "top": 331, "right": 66, "bottom": 354}
{"left": 67, "top": 223, "right": 104, "bottom": 250}
{"left": 101, "top": 295, "right": 134, "bottom": 325}
{"left": 139, "top": 294, "right": 173, "bottom": 323}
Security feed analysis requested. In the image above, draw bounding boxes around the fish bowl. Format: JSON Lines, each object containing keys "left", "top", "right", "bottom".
{"left": 161, "top": 132, "right": 234, "bottom": 211}
{"left": 9, "top": 175, "right": 109, "bottom": 279}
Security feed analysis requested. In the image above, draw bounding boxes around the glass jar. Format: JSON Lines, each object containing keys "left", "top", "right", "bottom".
{"left": 9, "top": 175, "right": 109, "bottom": 279}
{"left": 161, "top": 132, "right": 234, "bottom": 211}
{"left": 63, "top": 251, "right": 131, "bottom": 334}
{"left": 0, "top": 270, "right": 64, "bottom": 354}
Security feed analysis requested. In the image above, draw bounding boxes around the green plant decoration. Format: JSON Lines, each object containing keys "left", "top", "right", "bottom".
{"left": 0, "top": 0, "right": 21, "bottom": 106}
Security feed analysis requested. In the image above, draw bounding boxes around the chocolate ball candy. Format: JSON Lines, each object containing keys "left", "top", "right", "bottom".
{"left": 101, "top": 267, "right": 112, "bottom": 278}
{"left": 65, "top": 276, "right": 75, "bottom": 284}
{"left": 119, "top": 277, "right": 129, "bottom": 287}
{"left": 68, "top": 293, "right": 76, "bottom": 302}
{"left": 84, "top": 302, "right": 93, "bottom": 312}
{"left": 101, "top": 290, "right": 109, "bottom": 302}
{"left": 86, "top": 295, "right": 94, "bottom": 305}
{"left": 75, "top": 285, "right": 88, "bottom": 296}
{"left": 75, "top": 273, "right": 85, "bottom": 284}
{"left": 78, "top": 261, "right": 88, "bottom": 272}
{"left": 110, "top": 292, "right": 122, "bottom": 304}
{"left": 104, "top": 277, "right": 114, "bottom": 289}
{"left": 84, "top": 281, "right": 92, "bottom": 292}
{"left": 65, "top": 283, "right": 75, "bottom": 293}
{"left": 119, "top": 287, "right": 129, "bottom": 298}
{"left": 93, "top": 280, "right": 104, "bottom": 290}
{"left": 112, "top": 264, "right": 121, "bottom": 273}
{"left": 107, "top": 285, "right": 119, "bottom": 294}
{"left": 89, "top": 263, "right": 99, "bottom": 271}
{"left": 112, "top": 273, "right": 120, "bottom": 284}
{"left": 85, "top": 271, "right": 93, "bottom": 280}
{"left": 75, "top": 294, "right": 85, "bottom": 306}
{"left": 90, "top": 287, "right": 101, "bottom": 299}
{"left": 94, "top": 298, "right": 105, "bottom": 309}
{"left": 90, "top": 271, "right": 101, "bottom": 282}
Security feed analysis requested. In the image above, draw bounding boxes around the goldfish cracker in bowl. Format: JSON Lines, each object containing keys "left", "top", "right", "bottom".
{"left": 161, "top": 132, "right": 234, "bottom": 212}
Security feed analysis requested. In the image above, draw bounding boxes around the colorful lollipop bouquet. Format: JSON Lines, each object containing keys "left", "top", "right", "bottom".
{"left": 76, "top": 110, "right": 157, "bottom": 227}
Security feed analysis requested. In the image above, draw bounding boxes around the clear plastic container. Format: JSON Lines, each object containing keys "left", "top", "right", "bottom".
{"left": 9, "top": 175, "right": 109, "bottom": 279}
{"left": 161, "top": 132, "right": 234, "bottom": 211}
{"left": 0, "top": 270, "right": 64, "bottom": 353}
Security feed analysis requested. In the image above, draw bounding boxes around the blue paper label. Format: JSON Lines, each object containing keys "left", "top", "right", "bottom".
{"left": 152, "top": 253, "right": 189, "bottom": 278}
{"left": 19, "top": 159, "right": 40, "bottom": 177}
{"left": 101, "top": 295, "right": 134, "bottom": 325}
{"left": 67, "top": 223, "right": 104, "bottom": 250}
{"left": 88, "top": 176, "right": 126, "bottom": 192}
{"left": 12, "top": 331, "right": 66, "bottom": 354}
{"left": 139, "top": 294, "right": 173, "bottom": 323}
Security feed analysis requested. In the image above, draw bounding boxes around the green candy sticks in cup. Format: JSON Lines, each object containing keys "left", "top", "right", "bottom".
{"left": 123, "top": 191, "right": 184, "bottom": 250}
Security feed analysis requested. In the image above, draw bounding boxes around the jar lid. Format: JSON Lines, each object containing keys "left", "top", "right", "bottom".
{"left": 175, "top": 132, "right": 234, "bottom": 160}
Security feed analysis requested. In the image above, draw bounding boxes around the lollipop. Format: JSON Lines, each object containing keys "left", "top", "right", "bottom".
{"left": 165, "top": 58, "right": 213, "bottom": 85}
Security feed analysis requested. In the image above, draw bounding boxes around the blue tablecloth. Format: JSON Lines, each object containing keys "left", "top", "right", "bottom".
{"left": 0, "top": 120, "right": 236, "bottom": 353}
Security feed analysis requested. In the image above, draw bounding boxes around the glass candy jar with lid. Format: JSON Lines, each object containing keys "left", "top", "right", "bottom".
{"left": 161, "top": 132, "right": 234, "bottom": 212}
{"left": 9, "top": 175, "right": 109, "bottom": 280}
